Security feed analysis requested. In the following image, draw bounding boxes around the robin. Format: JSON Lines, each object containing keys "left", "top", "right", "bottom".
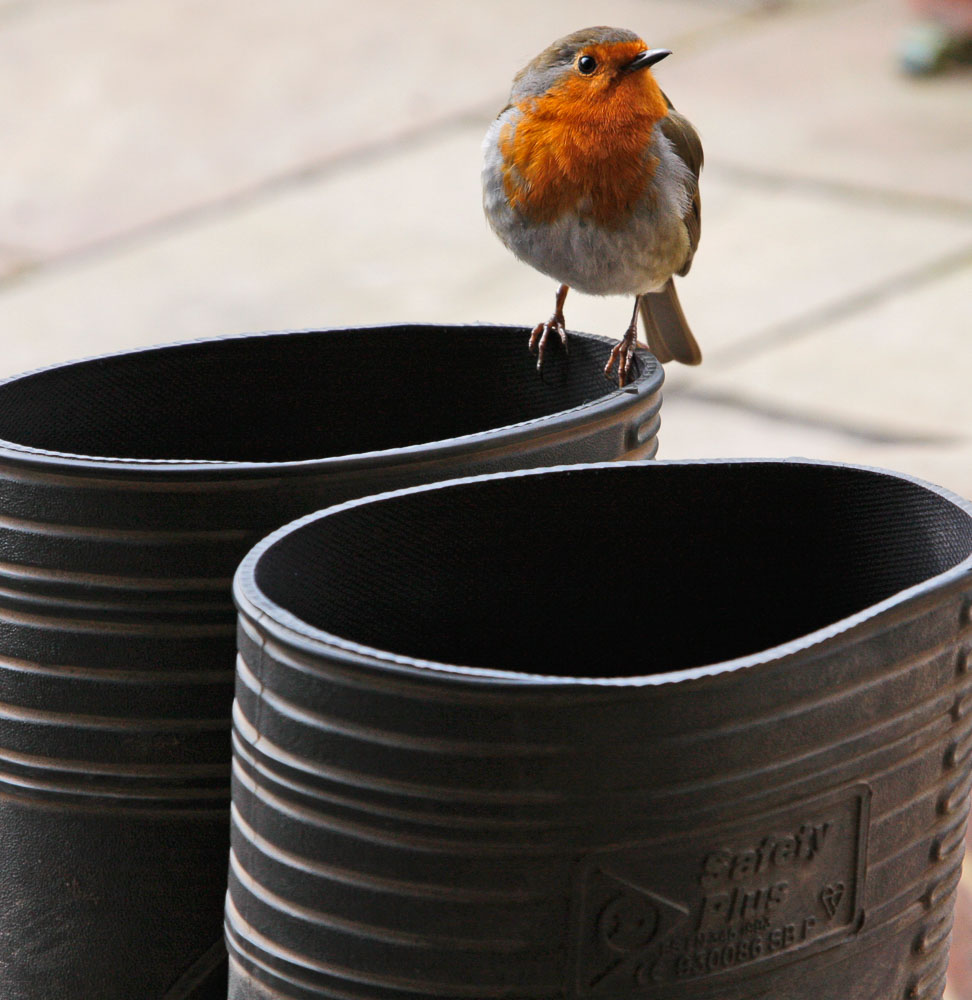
{"left": 482, "top": 26, "right": 703, "bottom": 385}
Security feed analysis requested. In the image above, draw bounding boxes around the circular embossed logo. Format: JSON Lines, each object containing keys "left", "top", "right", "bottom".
{"left": 600, "top": 894, "right": 660, "bottom": 952}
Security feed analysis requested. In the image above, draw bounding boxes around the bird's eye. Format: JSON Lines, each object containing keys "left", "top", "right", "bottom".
{"left": 577, "top": 55, "right": 597, "bottom": 75}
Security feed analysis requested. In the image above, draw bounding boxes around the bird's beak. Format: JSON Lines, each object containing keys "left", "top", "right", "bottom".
{"left": 624, "top": 48, "right": 672, "bottom": 73}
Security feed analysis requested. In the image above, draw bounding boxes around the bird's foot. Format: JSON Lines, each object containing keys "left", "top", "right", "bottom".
{"left": 604, "top": 326, "right": 640, "bottom": 387}
{"left": 529, "top": 284, "right": 570, "bottom": 373}
{"left": 528, "top": 312, "right": 568, "bottom": 372}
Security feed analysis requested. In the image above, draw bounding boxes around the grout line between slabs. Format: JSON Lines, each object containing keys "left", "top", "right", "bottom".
{"left": 0, "top": 106, "right": 496, "bottom": 296}
{"left": 672, "top": 386, "right": 963, "bottom": 447}
{"left": 670, "top": 242, "right": 972, "bottom": 378}
{"left": 711, "top": 162, "right": 972, "bottom": 221}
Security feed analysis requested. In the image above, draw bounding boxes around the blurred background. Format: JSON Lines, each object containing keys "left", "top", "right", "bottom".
{"left": 0, "top": 0, "right": 969, "bottom": 495}
{"left": 1, "top": 0, "right": 970, "bottom": 992}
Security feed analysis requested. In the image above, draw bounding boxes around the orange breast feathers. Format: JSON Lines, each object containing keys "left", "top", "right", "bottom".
{"left": 501, "top": 45, "right": 670, "bottom": 229}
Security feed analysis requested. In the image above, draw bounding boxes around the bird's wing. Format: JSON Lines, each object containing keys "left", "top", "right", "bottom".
{"left": 658, "top": 95, "right": 703, "bottom": 276}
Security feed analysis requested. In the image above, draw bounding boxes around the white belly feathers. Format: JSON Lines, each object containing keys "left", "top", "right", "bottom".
{"left": 482, "top": 111, "right": 692, "bottom": 297}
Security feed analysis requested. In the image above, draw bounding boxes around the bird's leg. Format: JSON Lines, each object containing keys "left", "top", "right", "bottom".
{"left": 604, "top": 295, "right": 643, "bottom": 387}
{"left": 529, "top": 283, "right": 570, "bottom": 371}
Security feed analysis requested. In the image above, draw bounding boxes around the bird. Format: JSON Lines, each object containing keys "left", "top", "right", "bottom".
{"left": 482, "top": 26, "right": 703, "bottom": 385}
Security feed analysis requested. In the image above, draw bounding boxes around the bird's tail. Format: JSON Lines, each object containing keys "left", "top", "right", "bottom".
{"left": 638, "top": 279, "right": 702, "bottom": 365}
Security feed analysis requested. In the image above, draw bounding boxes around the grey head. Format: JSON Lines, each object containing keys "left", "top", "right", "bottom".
{"left": 510, "top": 26, "right": 643, "bottom": 102}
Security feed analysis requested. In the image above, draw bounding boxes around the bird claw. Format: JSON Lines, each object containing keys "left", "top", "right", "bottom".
{"left": 604, "top": 333, "right": 639, "bottom": 387}
{"left": 529, "top": 314, "right": 568, "bottom": 372}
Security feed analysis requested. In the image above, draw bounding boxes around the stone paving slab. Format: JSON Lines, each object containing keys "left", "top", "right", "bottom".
{"left": 692, "top": 260, "right": 972, "bottom": 442}
{"left": 660, "top": 0, "right": 972, "bottom": 207}
{"left": 0, "top": 0, "right": 762, "bottom": 274}
{"left": 668, "top": 170, "right": 972, "bottom": 387}
{"left": 0, "top": 243, "right": 29, "bottom": 278}
{"left": 949, "top": 863, "right": 972, "bottom": 1000}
